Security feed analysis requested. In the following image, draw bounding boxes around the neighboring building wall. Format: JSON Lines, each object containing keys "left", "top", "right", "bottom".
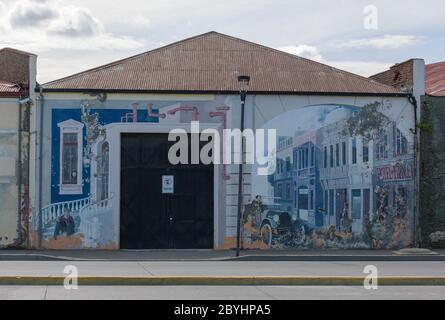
{"left": 0, "top": 48, "right": 30, "bottom": 85}
{"left": 0, "top": 98, "right": 19, "bottom": 247}
{"left": 370, "top": 58, "right": 424, "bottom": 118}
{"left": 0, "top": 48, "right": 36, "bottom": 248}
{"left": 420, "top": 95, "right": 445, "bottom": 248}
{"left": 370, "top": 59, "right": 415, "bottom": 92}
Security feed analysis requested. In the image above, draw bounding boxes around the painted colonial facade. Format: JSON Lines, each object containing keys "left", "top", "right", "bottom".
{"left": 274, "top": 136, "right": 293, "bottom": 213}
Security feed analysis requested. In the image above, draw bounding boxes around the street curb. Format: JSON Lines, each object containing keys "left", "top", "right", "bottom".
{"left": 2, "top": 253, "right": 445, "bottom": 262}
{"left": 1, "top": 276, "right": 445, "bottom": 286}
{"left": 230, "top": 255, "right": 445, "bottom": 262}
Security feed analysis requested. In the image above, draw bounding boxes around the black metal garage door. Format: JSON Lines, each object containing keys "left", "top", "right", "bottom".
{"left": 120, "top": 133, "right": 214, "bottom": 249}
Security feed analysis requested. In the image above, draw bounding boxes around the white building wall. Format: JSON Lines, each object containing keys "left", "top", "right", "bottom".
{"left": 36, "top": 92, "right": 414, "bottom": 250}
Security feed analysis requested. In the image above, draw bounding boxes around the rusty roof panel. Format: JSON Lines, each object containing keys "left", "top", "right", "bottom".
{"left": 426, "top": 61, "right": 445, "bottom": 96}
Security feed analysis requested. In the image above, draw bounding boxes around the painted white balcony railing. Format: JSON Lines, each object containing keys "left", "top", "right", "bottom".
{"left": 79, "top": 198, "right": 113, "bottom": 248}
{"left": 41, "top": 197, "right": 91, "bottom": 226}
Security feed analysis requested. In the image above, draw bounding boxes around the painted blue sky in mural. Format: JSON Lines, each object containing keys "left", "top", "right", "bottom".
{"left": 261, "top": 105, "right": 359, "bottom": 137}
{"left": 51, "top": 108, "right": 159, "bottom": 204}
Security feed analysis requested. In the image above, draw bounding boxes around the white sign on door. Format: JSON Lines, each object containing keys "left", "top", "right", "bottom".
{"left": 162, "top": 175, "right": 174, "bottom": 194}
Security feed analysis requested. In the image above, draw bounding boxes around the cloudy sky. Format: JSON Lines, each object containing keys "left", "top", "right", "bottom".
{"left": 0, "top": 0, "right": 443, "bottom": 83}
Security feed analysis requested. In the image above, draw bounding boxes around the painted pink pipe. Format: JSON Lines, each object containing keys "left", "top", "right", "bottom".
{"left": 147, "top": 103, "right": 166, "bottom": 119}
{"left": 131, "top": 103, "right": 138, "bottom": 122}
{"left": 167, "top": 105, "right": 199, "bottom": 121}
{"left": 209, "top": 105, "right": 231, "bottom": 180}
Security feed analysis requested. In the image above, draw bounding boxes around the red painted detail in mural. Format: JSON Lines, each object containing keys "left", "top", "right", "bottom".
{"left": 147, "top": 103, "right": 166, "bottom": 119}
{"left": 167, "top": 105, "right": 199, "bottom": 121}
{"left": 294, "top": 131, "right": 316, "bottom": 147}
{"left": 376, "top": 164, "right": 412, "bottom": 181}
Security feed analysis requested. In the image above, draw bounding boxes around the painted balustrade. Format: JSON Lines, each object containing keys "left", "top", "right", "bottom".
{"left": 79, "top": 198, "right": 112, "bottom": 247}
{"left": 41, "top": 197, "right": 91, "bottom": 225}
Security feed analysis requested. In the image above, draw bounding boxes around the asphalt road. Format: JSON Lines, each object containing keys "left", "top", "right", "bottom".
{"left": 0, "top": 285, "right": 444, "bottom": 300}
{"left": 0, "top": 261, "right": 445, "bottom": 277}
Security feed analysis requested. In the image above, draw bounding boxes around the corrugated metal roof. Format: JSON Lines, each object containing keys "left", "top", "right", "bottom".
{"left": 426, "top": 61, "right": 445, "bottom": 96}
{"left": 43, "top": 31, "right": 402, "bottom": 95}
{"left": 0, "top": 80, "right": 20, "bottom": 97}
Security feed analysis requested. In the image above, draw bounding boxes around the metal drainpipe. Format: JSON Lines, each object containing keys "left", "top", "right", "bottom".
{"left": 37, "top": 87, "right": 44, "bottom": 248}
{"left": 24, "top": 102, "right": 31, "bottom": 248}
{"left": 408, "top": 93, "right": 419, "bottom": 247}
{"left": 16, "top": 95, "right": 23, "bottom": 246}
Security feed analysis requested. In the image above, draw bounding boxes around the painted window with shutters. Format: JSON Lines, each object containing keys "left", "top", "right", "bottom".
{"left": 57, "top": 119, "right": 84, "bottom": 195}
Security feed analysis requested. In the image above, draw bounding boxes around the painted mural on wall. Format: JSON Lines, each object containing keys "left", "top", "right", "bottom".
{"left": 41, "top": 100, "right": 161, "bottom": 249}
{"left": 40, "top": 97, "right": 230, "bottom": 249}
{"left": 40, "top": 96, "right": 414, "bottom": 250}
{"left": 246, "top": 102, "right": 414, "bottom": 249}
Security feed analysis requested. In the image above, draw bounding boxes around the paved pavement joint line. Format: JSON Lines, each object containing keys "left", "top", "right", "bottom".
{"left": 43, "top": 285, "right": 48, "bottom": 300}
{"left": 254, "top": 285, "right": 278, "bottom": 300}
{"left": 137, "top": 262, "right": 155, "bottom": 276}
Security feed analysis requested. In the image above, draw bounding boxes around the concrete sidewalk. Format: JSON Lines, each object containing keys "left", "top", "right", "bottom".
{"left": 2, "top": 285, "right": 445, "bottom": 300}
{"left": 0, "top": 260, "right": 444, "bottom": 286}
{"left": 1, "top": 248, "right": 445, "bottom": 261}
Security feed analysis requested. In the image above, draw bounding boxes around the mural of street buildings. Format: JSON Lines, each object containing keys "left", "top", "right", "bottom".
{"left": 245, "top": 102, "right": 414, "bottom": 249}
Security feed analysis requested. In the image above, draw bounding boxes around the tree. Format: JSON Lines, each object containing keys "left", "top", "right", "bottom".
{"left": 342, "top": 101, "right": 391, "bottom": 140}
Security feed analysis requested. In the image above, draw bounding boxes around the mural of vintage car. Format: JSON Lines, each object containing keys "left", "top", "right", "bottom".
{"left": 243, "top": 196, "right": 315, "bottom": 247}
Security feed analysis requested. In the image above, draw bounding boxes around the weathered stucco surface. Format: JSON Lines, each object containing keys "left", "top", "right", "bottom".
{"left": 0, "top": 99, "right": 19, "bottom": 247}
{"left": 420, "top": 95, "right": 445, "bottom": 248}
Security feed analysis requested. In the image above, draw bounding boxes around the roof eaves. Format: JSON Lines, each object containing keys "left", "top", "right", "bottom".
{"left": 0, "top": 93, "right": 20, "bottom": 98}
{"left": 39, "top": 87, "right": 408, "bottom": 97}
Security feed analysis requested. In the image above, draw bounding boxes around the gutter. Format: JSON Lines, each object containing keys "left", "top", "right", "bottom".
{"left": 37, "top": 87, "right": 409, "bottom": 98}
{"left": 16, "top": 95, "right": 32, "bottom": 247}
{"left": 37, "top": 86, "right": 44, "bottom": 248}
{"left": 16, "top": 95, "right": 23, "bottom": 245}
